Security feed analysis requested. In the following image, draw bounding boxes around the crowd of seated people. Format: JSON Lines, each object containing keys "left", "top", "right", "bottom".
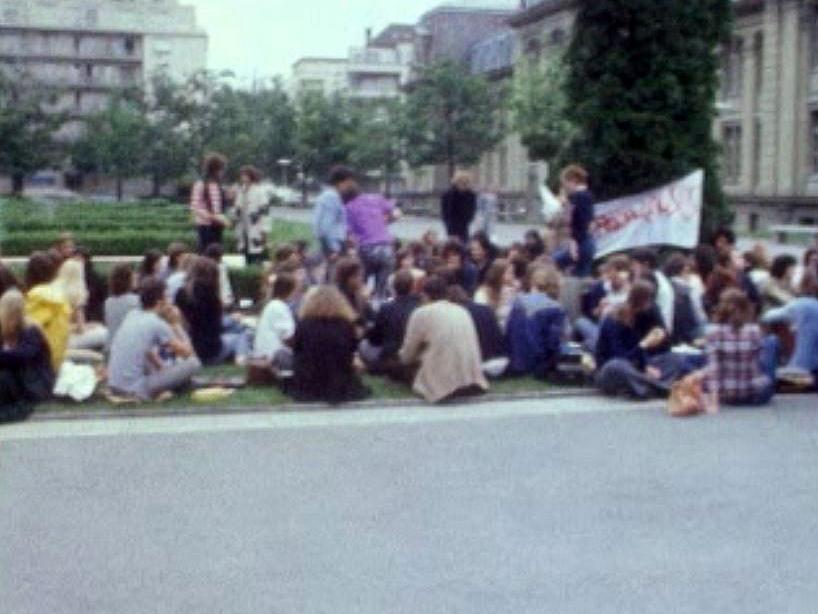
{"left": 2, "top": 170, "right": 818, "bottom": 421}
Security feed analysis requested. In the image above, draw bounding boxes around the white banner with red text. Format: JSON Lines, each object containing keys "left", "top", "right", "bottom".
{"left": 592, "top": 170, "right": 704, "bottom": 258}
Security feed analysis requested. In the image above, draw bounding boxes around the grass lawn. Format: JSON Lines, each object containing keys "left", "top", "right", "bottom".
{"left": 36, "top": 365, "right": 557, "bottom": 415}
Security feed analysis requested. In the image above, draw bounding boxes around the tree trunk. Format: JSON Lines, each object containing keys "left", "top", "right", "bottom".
{"left": 151, "top": 175, "right": 162, "bottom": 198}
{"left": 116, "top": 176, "right": 124, "bottom": 202}
{"left": 383, "top": 164, "right": 392, "bottom": 198}
{"left": 11, "top": 173, "right": 24, "bottom": 197}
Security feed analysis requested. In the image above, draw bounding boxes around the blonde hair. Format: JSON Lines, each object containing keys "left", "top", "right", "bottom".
{"left": 0, "top": 288, "right": 27, "bottom": 345}
{"left": 298, "top": 285, "right": 356, "bottom": 322}
{"left": 53, "top": 258, "right": 88, "bottom": 309}
{"left": 451, "top": 171, "right": 472, "bottom": 190}
{"left": 528, "top": 265, "right": 562, "bottom": 300}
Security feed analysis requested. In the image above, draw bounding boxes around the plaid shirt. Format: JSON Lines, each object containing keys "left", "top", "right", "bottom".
{"left": 704, "top": 323, "right": 768, "bottom": 401}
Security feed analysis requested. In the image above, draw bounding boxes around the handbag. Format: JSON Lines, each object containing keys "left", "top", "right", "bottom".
{"left": 668, "top": 372, "right": 706, "bottom": 417}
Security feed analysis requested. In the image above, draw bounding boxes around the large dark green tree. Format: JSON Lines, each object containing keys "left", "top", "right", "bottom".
{"left": 0, "top": 70, "right": 64, "bottom": 195}
{"left": 403, "top": 61, "right": 506, "bottom": 179}
{"left": 564, "top": 0, "right": 733, "bottom": 235}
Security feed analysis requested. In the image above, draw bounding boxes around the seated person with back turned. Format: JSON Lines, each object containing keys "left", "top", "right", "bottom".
{"left": 361, "top": 270, "right": 421, "bottom": 377}
{"left": 399, "top": 275, "right": 488, "bottom": 403}
{"left": 108, "top": 277, "right": 201, "bottom": 401}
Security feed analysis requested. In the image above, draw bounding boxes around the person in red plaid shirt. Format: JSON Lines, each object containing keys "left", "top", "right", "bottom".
{"left": 703, "top": 288, "right": 779, "bottom": 411}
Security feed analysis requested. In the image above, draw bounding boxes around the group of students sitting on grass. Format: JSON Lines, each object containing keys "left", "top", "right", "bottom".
{"left": 2, "top": 206, "right": 818, "bottom": 421}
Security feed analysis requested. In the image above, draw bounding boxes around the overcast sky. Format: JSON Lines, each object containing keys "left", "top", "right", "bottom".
{"left": 188, "top": 0, "right": 447, "bottom": 83}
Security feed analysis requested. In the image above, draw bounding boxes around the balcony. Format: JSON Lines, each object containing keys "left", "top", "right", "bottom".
{"left": 348, "top": 48, "right": 405, "bottom": 76}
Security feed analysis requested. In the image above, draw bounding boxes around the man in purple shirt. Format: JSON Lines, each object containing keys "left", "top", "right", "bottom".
{"left": 345, "top": 193, "right": 402, "bottom": 300}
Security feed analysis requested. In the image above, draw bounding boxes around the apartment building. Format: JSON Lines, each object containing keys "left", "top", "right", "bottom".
{"left": 0, "top": 0, "right": 207, "bottom": 139}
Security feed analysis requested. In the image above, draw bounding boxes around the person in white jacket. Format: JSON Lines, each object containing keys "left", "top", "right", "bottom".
{"left": 233, "top": 165, "right": 272, "bottom": 265}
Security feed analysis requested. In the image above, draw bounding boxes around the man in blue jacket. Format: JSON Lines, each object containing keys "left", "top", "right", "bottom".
{"left": 313, "top": 166, "right": 357, "bottom": 262}
{"left": 506, "top": 266, "right": 567, "bottom": 378}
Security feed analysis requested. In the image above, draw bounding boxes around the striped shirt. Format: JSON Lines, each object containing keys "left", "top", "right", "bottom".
{"left": 704, "top": 323, "right": 769, "bottom": 402}
{"left": 190, "top": 180, "right": 223, "bottom": 226}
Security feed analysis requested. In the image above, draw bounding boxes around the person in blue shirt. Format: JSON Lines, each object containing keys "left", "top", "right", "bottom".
{"left": 313, "top": 166, "right": 357, "bottom": 262}
{"left": 506, "top": 265, "right": 567, "bottom": 378}
{"left": 762, "top": 272, "right": 818, "bottom": 381}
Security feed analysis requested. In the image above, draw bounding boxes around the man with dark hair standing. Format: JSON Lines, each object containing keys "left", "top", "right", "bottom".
{"left": 313, "top": 166, "right": 357, "bottom": 263}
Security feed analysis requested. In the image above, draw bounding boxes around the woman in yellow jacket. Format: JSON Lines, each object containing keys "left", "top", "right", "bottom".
{"left": 23, "top": 252, "right": 72, "bottom": 371}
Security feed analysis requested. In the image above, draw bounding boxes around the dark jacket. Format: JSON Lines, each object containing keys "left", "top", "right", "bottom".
{"left": 0, "top": 326, "right": 55, "bottom": 421}
{"left": 569, "top": 189, "right": 595, "bottom": 244}
{"left": 453, "top": 263, "right": 480, "bottom": 297}
{"left": 506, "top": 293, "right": 566, "bottom": 378}
{"left": 291, "top": 317, "right": 370, "bottom": 404}
{"left": 441, "top": 187, "right": 477, "bottom": 242}
{"left": 176, "top": 286, "right": 223, "bottom": 364}
{"left": 367, "top": 295, "right": 421, "bottom": 360}
{"left": 581, "top": 280, "right": 607, "bottom": 322}
{"left": 462, "top": 301, "right": 507, "bottom": 362}
{"left": 595, "top": 306, "right": 669, "bottom": 370}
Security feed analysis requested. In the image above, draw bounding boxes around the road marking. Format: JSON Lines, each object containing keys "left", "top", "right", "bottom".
{"left": 0, "top": 398, "right": 660, "bottom": 443}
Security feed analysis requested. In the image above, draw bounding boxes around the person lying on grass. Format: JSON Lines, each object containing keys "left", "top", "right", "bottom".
{"left": 107, "top": 276, "right": 201, "bottom": 402}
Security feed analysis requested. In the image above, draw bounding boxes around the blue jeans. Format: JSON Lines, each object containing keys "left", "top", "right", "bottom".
{"left": 359, "top": 243, "right": 395, "bottom": 300}
{"left": 727, "top": 335, "right": 779, "bottom": 406}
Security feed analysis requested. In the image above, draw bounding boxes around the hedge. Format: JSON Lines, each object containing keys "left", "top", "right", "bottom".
{"left": 1, "top": 199, "right": 311, "bottom": 257}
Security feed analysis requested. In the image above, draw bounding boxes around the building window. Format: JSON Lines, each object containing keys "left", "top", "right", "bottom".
{"left": 124, "top": 37, "right": 136, "bottom": 56}
{"left": 810, "top": 110, "right": 818, "bottom": 175}
{"left": 721, "top": 37, "right": 744, "bottom": 99}
{"left": 549, "top": 29, "right": 566, "bottom": 47}
{"left": 723, "top": 123, "right": 743, "bottom": 184}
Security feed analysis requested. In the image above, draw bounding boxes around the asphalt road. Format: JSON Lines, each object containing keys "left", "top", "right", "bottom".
{"left": 2, "top": 395, "right": 817, "bottom": 614}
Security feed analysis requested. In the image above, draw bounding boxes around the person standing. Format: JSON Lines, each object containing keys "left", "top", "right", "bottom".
{"left": 554, "top": 164, "right": 596, "bottom": 277}
{"left": 345, "top": 191, "right": 402, "bottom": 301}
{"left": 233, "top": 165, "right": 271, "bottom": 265}
{"left": 476, "top": 185, "right": 499, "bottom": 241}
{"left": 313, "top": 166, "right": 356, "bottom": 265}
{"left": 441, "top": 171, "right": 477, "bottom": 244}
{"left": 190, "top": 153, "right": 229, "bottom": 253}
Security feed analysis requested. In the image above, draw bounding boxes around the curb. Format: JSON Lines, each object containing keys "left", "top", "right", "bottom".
{"left": 31, "top": 388, "right": 594, "bottom": 423}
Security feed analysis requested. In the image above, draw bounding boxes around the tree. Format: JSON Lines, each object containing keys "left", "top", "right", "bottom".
{"left": 511, "top": 58, "right": 577, "bottom": 164}
{"left": 403, "top": 61, "right": 506, "bottom": 179}
{"left": 564, "top": 0, "right": 733, "bottom": 236}
{"left": 206, "top": 80, "right": 297, "bottom": 178}
{"left": 141, "top": 75, "right": 195, "bottom": 196}
{"left": 347, "top": 99, "right": 406, "bottom": 195}
{"left": 294, "top": 91, "right": 356, "bottom": 190}
{"left": 73, "top": 95, "right": 147, "bottom": 201}
{"left": 0, "top": 70, "right": 64, "bottom": 195}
